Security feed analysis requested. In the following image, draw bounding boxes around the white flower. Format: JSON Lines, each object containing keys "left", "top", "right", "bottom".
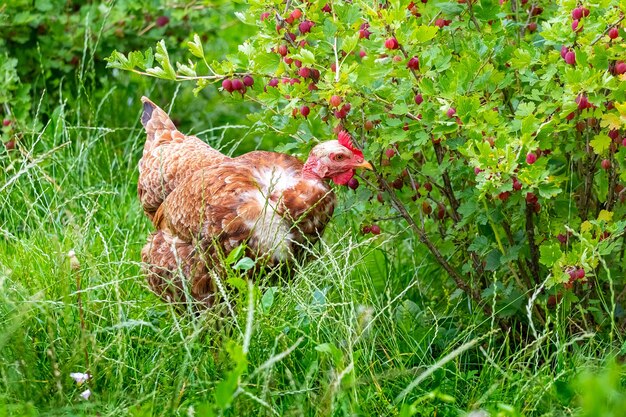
{"left": 79, "top": 389, "right": 91, "bottom": 400}
{"left": 70, "top": 372, "right": 91, "bottom": 384}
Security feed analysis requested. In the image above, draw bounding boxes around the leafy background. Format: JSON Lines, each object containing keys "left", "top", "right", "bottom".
{"left": 1, "top": 0, "right": 626, "bottom": 416}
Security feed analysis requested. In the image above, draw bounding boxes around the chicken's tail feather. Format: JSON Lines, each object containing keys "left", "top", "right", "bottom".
{"left": 140, "top": 96, "right": 177, "bottom": 139}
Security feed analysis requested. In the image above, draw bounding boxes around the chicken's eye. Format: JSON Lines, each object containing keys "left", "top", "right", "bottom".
{"left": 333, "top": 154, "right": 345, "bottom": 161}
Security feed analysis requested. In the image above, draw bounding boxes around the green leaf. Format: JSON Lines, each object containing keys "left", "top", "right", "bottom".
{"left": 225, "top": 245, "right": 245, "bottom": 265}
{"left": 234, "top": 257, "right": 255, "bottom": 271}
{"left": 589, "top": 134, "right": 611, "bottom": 155}
{"left": 539, "top": 243, "right": 562, "bottom": 267}
{"left": 485, "top": 250, "right": 501, "bottom": 271}
{"left": 261, "top": 287, "right": 277, "bottom": 313}
{"left": 151, "top": 40, "right": 176, "bottom": 80}
{"left": 187, "top": 34, "right": 204, "bottom": 59}
{"left": 413, "top": 25, "right": 439, "bottom": 44}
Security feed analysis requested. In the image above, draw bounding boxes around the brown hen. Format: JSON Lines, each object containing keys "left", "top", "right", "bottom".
{"left": 138, "top": 97, "right": 372, "bottom": 308}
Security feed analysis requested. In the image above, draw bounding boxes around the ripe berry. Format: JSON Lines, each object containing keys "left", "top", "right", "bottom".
{"left": 446, "top": 107, "right": 456, "bottom": 118}
{"left": 347, "top": 177, "right": 359, "bottom": 190}
{"left": 300, "top": 105, "right": 310, "bottom": 118}
{"left": 571, "top": 8, "right": 583, "bottom": 20}
{"left": 392, "top": 178, "right": 404, "bottom": 189}
{"left": 362, "top": 225, "right": 371, "bottom": 234}
{"left": 623, "top": 138, "right": 626, "bottom": 147}
{"left": 334, "top": 109, "right": 346, "bottom": 119}
{"left": 298, "top": 67, "right": 311, "bottom": 78}
{"left": 402, "top": 122, "right": 409, "bottom": 131}
{"left": 572, "top": 20, "right": 581, "bottom": 32}
{"left": 299, "top": 20, "right": 314, "bottom": 34}
{"left": 329, "top": 95, "right": 342, "bottom": 107}
{"left": 526, "top": 152, "right": 537, "bottom": 165}
{"left": 359, "top": 28, "right": 371, "bottom": 39}
{"left": 581, "top": 7, "right": 590, "bottom": 17}
{"left": 322, "top": 3, "right": 331, "bottom": 13}
{"left": 232, "top": 78, "right": 245, "bottom": 91}
{"left": 4, "top": 140, "right": 15, "bottom": 150}
{"left": 2, "top": 119, "right": 10, "bottom": 127}
{"left": 243, "top": 75, "right": 254, "bottom": 87}
{"left": 268, "top": 78, "right": 279, "bottom": 87}
{"left": 414, "top": 94, "right": 423, "bottom": 105}
{"left": 290, "top": 9, "right": 302, "bottom": 20}
{"left": 364, "top": 120, "right": 374, "bottom": 131}
{"left": 576, "top": 94, "right": 591, "bottom": 110}
{"left": 384, "top": 37, "right": 399, "bottom": 50}
{"left": 370, "top": 224, "right": 381, "bottom": 235}
{"left": 576, "top": 268, "right": 585, "bottom": 279}
{"left": 277, "top": 45, "right": 288, "bottom": 56}
{"left": 407, "top": 56, "right": 420, "bottom": 70}
{"left": 435, "top": 18, "right": 446, "bottom": 28}
{"left": 359, "top": 49, "right": 366, "bottom": 58}
{"left": 422, "top": 201, "right": 432, "bottom": 215}
{"left": 615, "top": 61, "right": 626, "bottom": 75}
{"left": 342, "top": 103, "right": 351, "bottom": 113}
{"left": 512, "top": 178, "right": 523, "bottom": 191}
{"left": 222, "top": 79, "right": 234, "bottom": 93}
{"left": 156, "top": 16, "right": 169, "bottom": 27}
{"left": 437, "top": 203, "right": 446, "bottom": 220}
{"left": 601, "top": 159, "right": 611, "bottom": 170}
{"left": 608, "top": 129, "right": 619, "bottom": 140}
{"left": 385, "top": 148, "right": 396, "bottom": 158}
{"left": 498, "top": 191, "right": 510, "bottom": 201}
{"left": 564, "top": 51, "right": 576, "bottom": 65}
{"left": 527, "top": 22, "right": 537, "bottom": 32}
{"left": 260, "top": 12, "right": 270, "bottom": 21}
{"left": 525, "top": 192, "right": 538, "bottom": 204}
{"left": 424, "top": 182, "right": 433, "bottom": 192}
{"left": 560, "top": 45, "right": 569, "bottom": 59}
{"left": 608, "top": 27, "right": 619, "bottom": 39}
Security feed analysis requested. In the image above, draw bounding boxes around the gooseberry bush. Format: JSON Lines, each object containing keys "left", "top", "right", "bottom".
{"left": 108, "top": 0, "right": 626, "bottom": 335}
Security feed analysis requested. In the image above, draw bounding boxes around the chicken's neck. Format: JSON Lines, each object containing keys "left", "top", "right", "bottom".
{"left": 301, "top": 156, "right": 324, "bottom": 181}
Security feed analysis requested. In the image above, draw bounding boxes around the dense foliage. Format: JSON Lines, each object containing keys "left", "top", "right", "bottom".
{"left": 1, "top": 0, "right": 626, "bottom": 416}
{"left": 110, "top": 0, "right": 626, "bottom": 335}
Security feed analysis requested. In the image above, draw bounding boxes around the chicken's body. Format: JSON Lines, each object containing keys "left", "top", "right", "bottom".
{"left": 138, "top": 97, "right": 370, "bottom": 308}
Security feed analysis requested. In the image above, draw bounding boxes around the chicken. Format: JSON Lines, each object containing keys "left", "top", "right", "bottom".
{"left": 138, "top": 97, "right": 372, "bottom": 307}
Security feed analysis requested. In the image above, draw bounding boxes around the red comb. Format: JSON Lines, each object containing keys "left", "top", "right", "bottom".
{"left": 337, "top": 130, "right": 363, "bottom": 158}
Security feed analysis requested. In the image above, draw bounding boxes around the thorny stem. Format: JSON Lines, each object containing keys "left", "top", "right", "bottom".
{"left": 590, "top": 15, "right": 625, "bottom": 46}
{"left": 580, "top": 133, "right": 598, "bottom": 221}
{"left": 370, "top": 168, "right": 498, "bottom": 319}
{"left": 502, "top": 221, "right": 533, "bottom": 288}
{"left": 466, "top": 0, "right": 482, "bottom": 33}
{"left": 525, "top": 203, "right": 540, "bottom": 283}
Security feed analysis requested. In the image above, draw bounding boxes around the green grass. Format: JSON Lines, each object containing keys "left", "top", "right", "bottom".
{"left": 1, "top": 78, "right": 625, "bottom": 417}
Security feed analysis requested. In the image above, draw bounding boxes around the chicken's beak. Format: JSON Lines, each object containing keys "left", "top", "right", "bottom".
{"left": 355, "top": 160, "right": 373, "bottom": 170}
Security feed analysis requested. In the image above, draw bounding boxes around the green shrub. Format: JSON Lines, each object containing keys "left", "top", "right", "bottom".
{"left": 109, "top": 0, "right": 626, "bottom": 336}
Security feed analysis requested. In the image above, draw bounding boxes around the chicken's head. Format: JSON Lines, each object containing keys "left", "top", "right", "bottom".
{"left": 303, "top": 131, "right": 373, "bottom": 185}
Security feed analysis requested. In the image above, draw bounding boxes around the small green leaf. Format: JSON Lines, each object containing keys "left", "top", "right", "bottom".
{"left": 589, "top": 134, "right": 611, "bottom": 155}
{"left": 234, "top": 257, "right": 255, "bottom": 271}
{"left": 539, "top": 243, "right": 562, "bottom": 267}
{"left": 151, "top": 40, "right": 176, "bottom": 80}
{"left": 187, "top": 34, "right": 204, "bottom": 59}
{"left": 261, "top": 287, "right": 277, "bottom": 313}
